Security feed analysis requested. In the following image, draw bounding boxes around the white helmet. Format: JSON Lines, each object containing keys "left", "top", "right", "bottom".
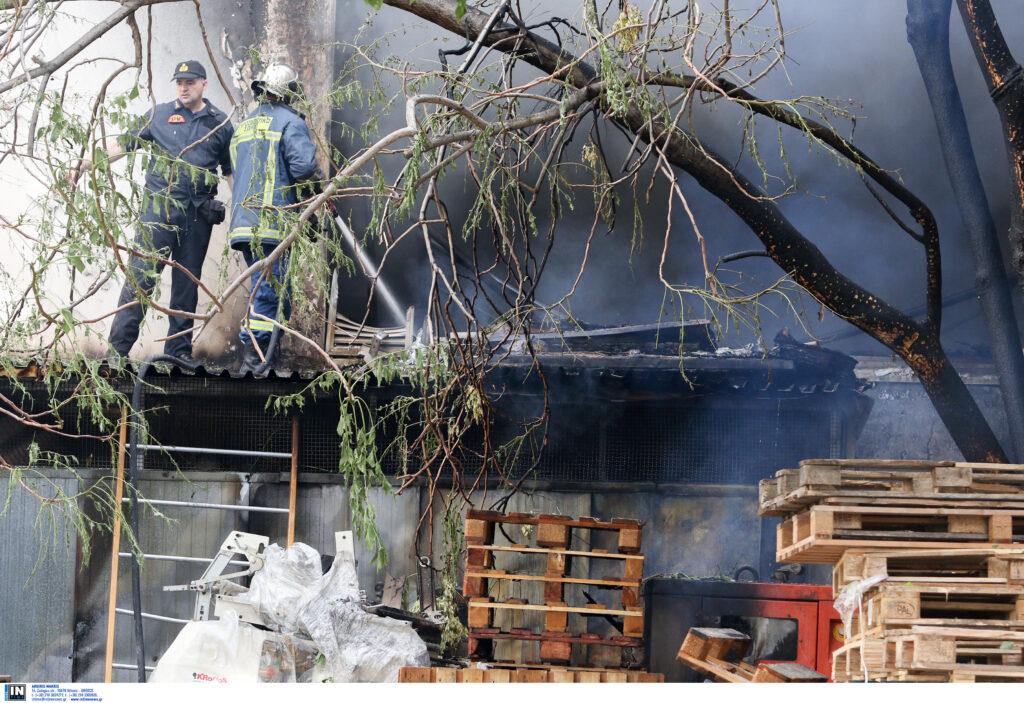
{"left": 251, "top": 62, "right": 302, "bottom": 102}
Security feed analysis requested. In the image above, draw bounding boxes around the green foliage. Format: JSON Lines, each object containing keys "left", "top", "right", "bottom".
{"left": 437, "top": 499, "right": 468, "bottom": 653}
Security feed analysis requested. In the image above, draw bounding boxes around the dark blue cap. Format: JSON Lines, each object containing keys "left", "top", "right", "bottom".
{"left": 172, "top": 60, "right": 206, "bottom": 80}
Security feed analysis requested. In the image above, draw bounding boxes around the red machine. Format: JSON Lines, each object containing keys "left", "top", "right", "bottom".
{"left": 643, "top": 579, "right": 842, "bottom": 681}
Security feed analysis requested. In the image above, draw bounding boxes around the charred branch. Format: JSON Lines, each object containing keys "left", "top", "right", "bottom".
{"left": 956, "top": 0, "right": 1024, "bottom": 291}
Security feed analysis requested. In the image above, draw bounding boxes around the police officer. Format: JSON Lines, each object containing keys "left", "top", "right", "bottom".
{"left": 72, "top": 60, "right": 234, "bottom": 365}
{"left": 228, "top": 63, "right": 322, "bottom": 373}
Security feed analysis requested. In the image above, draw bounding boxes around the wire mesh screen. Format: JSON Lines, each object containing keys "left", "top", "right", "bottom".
{"left": 379, "top": 398, "right": 843, "bottom": 486}
{"left": 491, "top": 400, "right": 840, "bottom": 485}
{"left": 12, "top": 375, "right": 845, "bottom": 485}
{"left": 139, "top": 377, "right": 295, "bottom": 472}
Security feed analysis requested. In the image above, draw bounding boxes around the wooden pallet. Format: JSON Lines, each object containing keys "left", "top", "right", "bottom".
{"left": 833, "top": 627, "right": 1024, "bottom": 682}
{"left": 675, "top": 628, "right": 826, "bottom": 683}
{"left": 398, "top": 666, "right": 663, "bottom": 683}
{"left": 760, "top": 460, "right": 1024, "bottom": 517}
{"left": 833, "top": 548, "right": 1024, "bottom": 596}
{"left": 464, "top": 510, "right": 645, "bottom": 668}
{"left": 846, "top": 583, "right": 1024, "bottom": 638}
{"left": 776, "top": 504, "right": 1024, "bottom": 564}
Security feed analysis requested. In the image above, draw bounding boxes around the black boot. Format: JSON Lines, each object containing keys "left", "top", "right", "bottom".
{"left": 238, "top": 339, "right": 270, "bottom": 376}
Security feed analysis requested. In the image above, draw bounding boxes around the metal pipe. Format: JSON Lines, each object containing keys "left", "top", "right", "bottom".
{"left": 115, "top": 608, "right": 189, "bottom": 625}
{"left": 118, "top": 552, "right": 248, "bottom": 566}
{"left": 135, "top": 444, "right": 291, "bottom": 459}
{"left": 123, "top": 497, "right": 289, "bottom": 514}
{"left": 111, "top": 663, "right": 156, "bottom": 672}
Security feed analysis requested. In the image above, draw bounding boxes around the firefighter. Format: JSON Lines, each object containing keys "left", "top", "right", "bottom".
{"left": 227, "top": 62, "right": 322, "bottom": 373}
{"left": 71, "top": 60, "right": 235, "bottom": 366}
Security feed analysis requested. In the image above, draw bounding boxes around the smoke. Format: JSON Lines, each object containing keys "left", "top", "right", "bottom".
{"left": 330, "top": 0, "right": 1024, "bottom": 355}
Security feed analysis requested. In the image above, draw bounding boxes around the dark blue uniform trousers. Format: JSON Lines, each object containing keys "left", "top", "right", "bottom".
{"left": 109, "top": 202, "right": 213, "bottom": 357}
{"left": 238, "top": 242, "right": 290, "bottom": 348}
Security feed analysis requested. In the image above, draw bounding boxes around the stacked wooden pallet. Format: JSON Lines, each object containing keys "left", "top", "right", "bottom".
{"left": 463, "top": 509, "right": 650, "bottom": 677}
{"left": 761, "top": 458, "right": 1024, "bottom": 682}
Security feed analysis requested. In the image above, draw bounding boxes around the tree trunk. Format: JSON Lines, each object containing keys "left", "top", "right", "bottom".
{"left": 384, "top": 0, "right": 1009, "bottom": 462}
{"left": 907, "top": 0, "right": 1024, "bottom": 460}
{"left": 639, "top": 116, "right": 1006, "bottom": 462}
{"left": 956, "top": 0, "right": 1024, "bottom": 290}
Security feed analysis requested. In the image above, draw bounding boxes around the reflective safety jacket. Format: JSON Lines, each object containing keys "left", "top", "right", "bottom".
{"left": 228, "top": 101, "right": 321, "bottom": 250}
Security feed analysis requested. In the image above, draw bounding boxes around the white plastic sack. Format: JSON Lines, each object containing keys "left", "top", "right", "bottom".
{"left": 151, "top": 611, "right": 320, "bottom": 683}
{"left": 236, "top": 541, "right": 429, "bottom": 682}
{"left": 243, "top": 542, "right": 323, "bottom": 634}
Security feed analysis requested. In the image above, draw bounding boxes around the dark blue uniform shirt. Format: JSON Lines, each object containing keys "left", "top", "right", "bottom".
{"left": 119, "top": 99, "right": 234, "bottom": 206}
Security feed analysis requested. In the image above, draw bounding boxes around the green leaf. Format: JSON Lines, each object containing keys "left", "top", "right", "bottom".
{"left": 455, "top": 0, "right": 466, "bottom": 19}
{"left": 363, "top": 0, "right": 383, "bottom": 8}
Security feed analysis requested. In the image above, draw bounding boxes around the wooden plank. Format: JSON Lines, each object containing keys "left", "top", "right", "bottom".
{"left": 466, "top": 509, "right": 644, "bottom": 531}
{"left": 537, "top": 522, "right": 571, "bottom": 549}
{"left": 433, "top": 668, "right": 458, "bottom": 683}
{"left": 763, "top": 489, "right": 1024, "bottom": 516}
{"left": 468, "top": 601, "right": 637, "bottom": 617}
{"left": 398, "top": 667, "right": 434, "bottom": 683}
{"left": 545, "top": 604, "right": 568, "bottom": 632}
{"left": 618, "top": 528, "right": 642, "bottom": 554}
{"left": 781, "top": 538, "right": 1024, "bottom": 564}
{"left": 103, "top": 408, "right": 128, "bottom": 684}
{"left": 468, "top": 629, "right": 643, "bottom": 647}
{"left": 676, "top": 654, "right": 750, "bottom": 683}
{"left": 468, "top": 597, "right": 493, "bottom": 628}
{"left": 624, "top": 606, "right": 644, "bottom": 637}
{"left": 463, "top": 570, "right": 641, "bottom": 589}
{"left": 798, "top": 459, "right": 956, "bottom": 469}
{"left": 458, "top": 669, "right": 485, "bottom": 683}
{"left": 287, "top": 416, "right": 299, "bottom": 546}
{"left": 539, "top": 639, "right": 572, "bottom": 663}
{"left": 485, "top": 669, "right": 511, "bottom": 683}
{"left": 751, "top": 662, "right": 827, "bottom": 683}
{"left": 831, "top": 529, "right": 989, "bottom": 541}
{"left": 486, "top": 662, "right": 649, "bottom": 674}
{"left": 470, "top": 544, "right": 644, "bottom": 560}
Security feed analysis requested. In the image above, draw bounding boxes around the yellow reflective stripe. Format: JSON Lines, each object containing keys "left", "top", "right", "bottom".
{"left": 228, "top": 227, "right": 283, "bottom": 240}
{"left": 229, "top": 115, "right": 282, "bottom": 207}
{"left": 263, "top": 143, "right": 277, "bottom": 206}
{"left": 232, "top": 115, "right": 275, "bottom": 142}
{"left": 247, "top": 319, "right": 276, "bottom": 332}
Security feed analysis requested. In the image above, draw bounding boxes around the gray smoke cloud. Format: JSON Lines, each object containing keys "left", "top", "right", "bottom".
{"left": 329, "top": 0, "right": 1024, "bottom": 354}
